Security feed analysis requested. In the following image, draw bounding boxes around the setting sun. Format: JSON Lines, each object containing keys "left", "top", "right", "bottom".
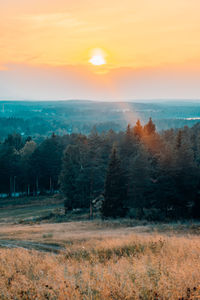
{"left": 89, "top": 55, "right": 106, "bottom": 66}
{"left": 89, "top": 49, "right": 106, "bottom": 66}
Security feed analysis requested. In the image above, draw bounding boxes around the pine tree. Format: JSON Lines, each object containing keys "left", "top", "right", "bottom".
{"left": 29, "top": 135, "right": 63, "bottom": 193}
{"left": 128, "top": 146, "right": 151, "bottom": 210}
{"left": 4, "top": 133, "right": 24, "bottom": 151}
{"left": 144, "top": 118, "right": 156, "bottom": 135}
{"left": 133, "top": 119, "right": 143, "bottom": 139}
{"left": 59, "top": 145, "right": 81, "bottom": 212}
{"left": 126, "top": 124, "right": 132, "bottom": 137}
{"left": 121, "top": 124, "right": 137, "bottom": 162}
{"left": 155, "top": 145, "right": 177, "bottom": 217}
{"left": 174, "top": 139, "right": 198, "bottom": 215}
{"left": 176, "top": 130, "right": 182, "bottom": 150}
{"left": 101, "top": 147, "right": 127, "bottom": 218}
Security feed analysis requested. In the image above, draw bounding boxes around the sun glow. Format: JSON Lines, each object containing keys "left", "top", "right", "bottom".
{"left": 89, "top": 49, "right": 106, "bottom": 66}
{"left": 89, "top": 55, "right": 105, "bottom": 66}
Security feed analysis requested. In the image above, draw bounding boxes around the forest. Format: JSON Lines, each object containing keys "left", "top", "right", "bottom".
{"left": 1, "top": 118, "right": 200, "bottom": 220}
{"left": 1, "top": 101, "right": 200, "bottom": 140}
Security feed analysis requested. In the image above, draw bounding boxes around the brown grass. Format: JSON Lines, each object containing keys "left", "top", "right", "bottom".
{"left": 0, "top": 225, "right": 200, "bottom": 299}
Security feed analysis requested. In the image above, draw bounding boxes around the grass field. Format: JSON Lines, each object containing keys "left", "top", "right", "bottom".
{"left": 0, "top": 197, "right": 200, "bottom": 299}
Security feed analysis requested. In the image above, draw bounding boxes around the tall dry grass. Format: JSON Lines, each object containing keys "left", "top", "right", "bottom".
{"left": 0, "top": 233, "right": 200, "bottom": 299}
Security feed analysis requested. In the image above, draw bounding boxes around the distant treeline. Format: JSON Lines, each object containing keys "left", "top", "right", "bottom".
{"left": 0, "top": 117, "right": 122, "bottom": 140}
{"left": 2, "top": 100, "right": 200, "bottom": 139}
{"left": 1, "top": 119, "right": 200, "bottom": 219}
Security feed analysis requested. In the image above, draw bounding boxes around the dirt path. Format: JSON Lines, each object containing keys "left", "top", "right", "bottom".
{"left": 0, "top": 239, "right": 65, "bottom": 253}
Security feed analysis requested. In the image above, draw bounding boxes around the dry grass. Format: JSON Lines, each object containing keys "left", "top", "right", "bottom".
{"left": 0, "top": 226, "right": 200, "bottom": 299}
{"left": 1, "top": 198, "right": 200, "bottom": 299}
{"left": 0, "top": 220, "right": 200, "bottom": 247}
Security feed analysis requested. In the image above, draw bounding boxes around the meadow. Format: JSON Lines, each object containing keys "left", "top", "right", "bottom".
{"left": 0, "top": 198, "right": 200, "bottom": 299}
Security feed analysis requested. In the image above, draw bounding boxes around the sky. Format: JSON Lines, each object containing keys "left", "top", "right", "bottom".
{"left": 0, "top": 0, "right": 200, "bottom": 101}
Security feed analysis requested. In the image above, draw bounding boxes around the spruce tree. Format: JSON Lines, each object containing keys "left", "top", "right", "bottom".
{"left": 101, "top": 147, "right": 127, "bottom": 218}
{"left": 59, "top": 145, "right": 81, "bottom": 212}
{"left": 144, "top": 117, "right": 156, "bottom": 135}
{"left": 128, "top": 146, "right": 151, "bottom": 210}
{"left": 121, "top": 124, "right": 137, "bottom": 164}
{"left": 133, "top": 119, "right": 143, "bottom": 139}
{"left": 176, "top": 130, "right": 182, "bottom": 150}
{"left": 173, "top": 139, "right": 198, "bottom": 217}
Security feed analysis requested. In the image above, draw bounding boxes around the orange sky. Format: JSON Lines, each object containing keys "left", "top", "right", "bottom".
{"left": 1, "top": 0, "right": 200, "bottom": 100}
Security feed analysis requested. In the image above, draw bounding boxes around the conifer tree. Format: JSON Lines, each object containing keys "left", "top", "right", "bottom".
{"left": 101, "top": 147, "right": 127, "bottom": 218}
{"left": 133, "top": 119, "right": 143, "bottom": 139}
{"left": 59, "top": 145, "right": 81, "bottom": 212}
{"left": 121, "top": 124, "right": 137, "bottom": 162}
{"left": 174, "top": 139, "right": 198, "bottom": 215}
{"left": 144, "top": 117, "right": 156, "bottom": 135}
{"left": 128, "top": 146, "right": 151, "bottom": 210}
{"left": 176, "top": 130, "right": 182, "bottom": 150}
